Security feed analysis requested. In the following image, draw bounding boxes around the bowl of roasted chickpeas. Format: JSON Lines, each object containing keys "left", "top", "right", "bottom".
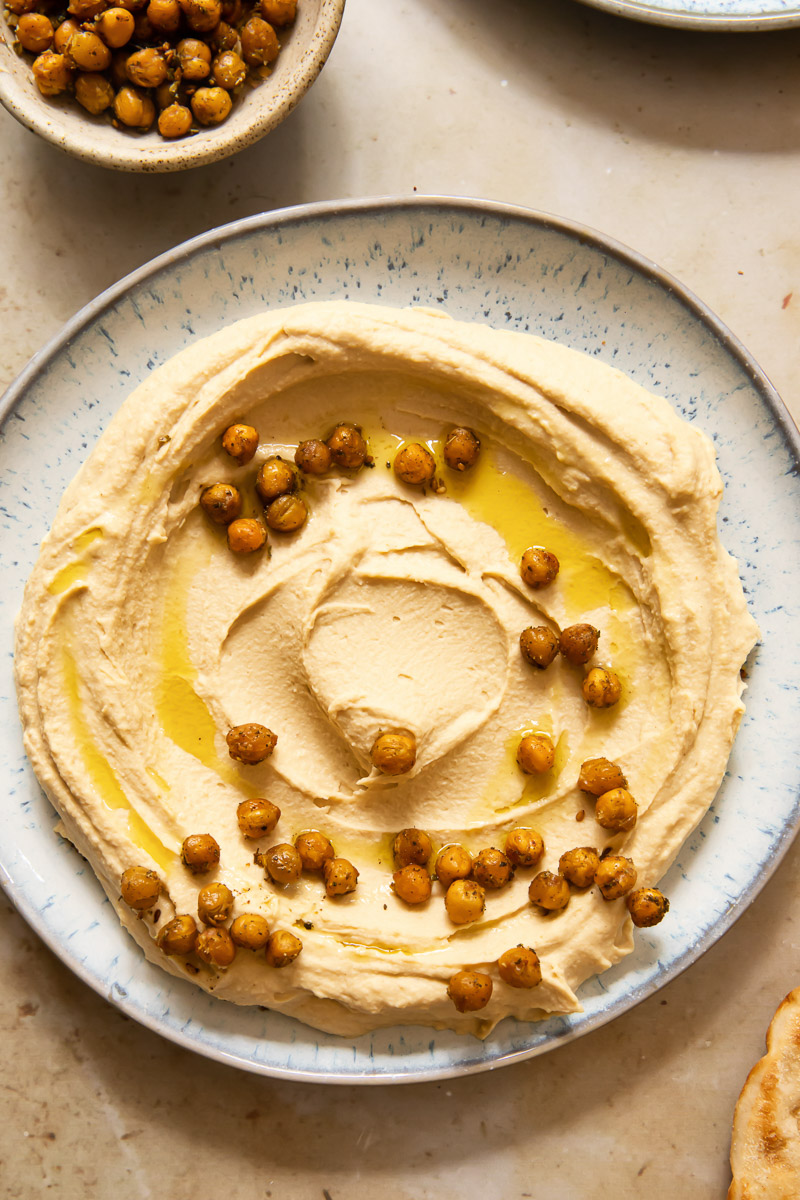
{"left": 0, "top": 0, "right": 344, "bottom": 170}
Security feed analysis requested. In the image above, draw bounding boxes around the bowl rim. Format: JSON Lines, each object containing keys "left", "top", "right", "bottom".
{"left": 0, "top": 0, "right": 345, "bottom": 173}
{"left": 574, "top": 0, "right": 800, "bottom": 29}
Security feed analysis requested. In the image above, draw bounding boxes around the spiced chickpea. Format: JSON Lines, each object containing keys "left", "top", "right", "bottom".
{"left": 435, "top": 843, "right": 472, "bottom": 889}
{"left": 17, "top": 14, "right": 54, "bottom": 54}
{"left": 265, "top": 930, "right": 302, "bottom": 967}
{"left": 472, "top": 847, "right": 514, "bottom": 891}
{"left": 255, "top": 456, "right": 297, "bottom": 502}
{"left": 69, "top": 30, "right": 112, "bottom": 71}
{"left": 114, "top": 85, "right": 155, "bottom": 128}
{"left": 261, "top": 843, "right": 302, "bottom": 886}
{"left": 519, "top": 625, "right": 559, "bottom": 669}
{"left": 195, "top": 926, "right": 236, "bottom": 967}
{"left": 559, "top": 846, "right": 600, "bottom": 888}
{"left": 211, "top": 19, "right": 237, "bottom": 48}
{"left": 132, "top": 11, "right": 154, "bottom": 38}
{"left": 323, "top": 857, "right": 359, "bottom": 897}
{"left": 239, "top": 15, "right": 279, "bottom": 65}
{"left": 443, "top": 426, "right": 480, "bottom": 471}
{"left": 213, "top": 49, "right": 246, "bottom": 89}
{"left": 578, "top": 757, "right": 628, "bottom": 796}
{"left": 68, "top": 0, "right": 105, "bottom": 16}
{"left": 265, "top": 494, "right": 307, "bottom": 532}
{"left": 559, "top": 623, "right": 600, "bottom": 666}
{"left": 626, "top": 886, "right": 669, "bottom": 928}
{"left": 371, "top": 729, "right": 416, "bottom": 775}
{"left": 126, "top": 46, "right": 168, "bottom": 86}
{"left": 230, "top": 912, "right": 270, "bottom": 949}
{"left": 528, "top": 871, "right": 570, "bottom": 912}
{"left": 394, "top": 443, "right": 435, "bottom": 487}
{"left": 226, "top": 723, "right": 277, "bottom": 764}
{"left": 520, "top": 546, "right": 559, "bottom": 589}
{"left": 120, "top": 865, "right": 161, "bottom": 910}
{"left": 497, "top": 946, "right": 542, "bottom": 989}
{"left": 326, "top": 423, "right": 368, "bottom": 470}
{"left": 582, "top": 667, "right": 622, "bottom": 708}
{"left": 181, "top": 833, "right": 220, "bottom": 874}
{"left": 595, "top": 787, "right": 638, "bottom": 833}
{"left": 75, "top": 73, "right": 115, "bottom": 114}
{"left": 176, "top": 36, "right": 211, "bottom": 78}
{"left": 393, "top": 827, "right": 432, "bottom": 868}
{"left": 158, "top": 914, "right": 198, "bottom": 956}
{"left": 227, "top": 518, "right": 267, "bottom": 553}
{"left": 294, "top": 830, "right": 335, "bottom": 872}
{"left": 260, "top": 0, "right": 295, "bottom": 23}
{"left": 179, "top": 0, "right": 222, "bottom": 31}
{"left": 595, "top": 855, "right": 637, "bottom": 900}
{"left": 516, "top": 732, "right": 555, "bottom": 775}
{"left": 393, "top": 864, "right": 432, "bottom": 905}
{"left": 155, "top": 79, "right": 176, "bottom": 108}
{"left": 236, "top": 797, "right": 280, "bottom": 839}
{"left": 95, "top": 6, "right": 135, "bottom": 46}
{"left": 147, "top": 0, "right": 180, "bottom": 31}
{"left": 222, "top": 423, "right": 258, "bottom": 464}
{"left": 200, "top": 481, "right": 242, "bottom": 524}
{"left": 447, "top": 970, "right": 493, "bottom": 1013}
{"left": 5, "top": 0, "right": 36, "bottom": 13}
{"left": 504, "top": 827, "right": 544, "bottom": 868}
{"left": 32, "top": 52, "right": 73, "bottom": 95}
{"left": 53, "top": 19, "right": 81, "bottom": 53}
{"left": 158, "top": 104, "right": 193, "bottom": 138}
{"left": 109, "top": 49, "right": 130, "bottom": 87}
{"left": 191, "top": 86, "right": 232, "bottom": 125}
{"left": 197, "top": 881, "right": 234, "bottom": 926}
{"left": 444, "top": 879, "right": 485, "bottom": 925}
{"left": 295, "top": 439, "right": 332, "bottom": 475}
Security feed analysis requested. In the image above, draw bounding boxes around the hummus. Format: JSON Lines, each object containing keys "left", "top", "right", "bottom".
{"left": 14, "top": 301, "right": 759, "bottom": 1037}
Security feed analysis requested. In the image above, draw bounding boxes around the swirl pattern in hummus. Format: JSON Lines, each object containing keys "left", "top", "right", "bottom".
{"left": 15, "top": 301, "right": 759, "bottom": 1036}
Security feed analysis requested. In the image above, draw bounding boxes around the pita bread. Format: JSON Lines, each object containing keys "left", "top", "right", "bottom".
{"left": 729, "top": 987, "right": 800, "bottom": 1199}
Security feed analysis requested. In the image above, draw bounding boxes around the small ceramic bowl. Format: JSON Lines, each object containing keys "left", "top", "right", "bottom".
{"left": 0, "top": 0, "right": 344, "bottom": 172}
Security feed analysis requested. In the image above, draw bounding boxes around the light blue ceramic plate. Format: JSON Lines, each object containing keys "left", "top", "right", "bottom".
{"left": 576, "top": 0, "right": 800, "bottom": 29}
{"left": 2, "top": 197, "right": 799, "bottom": 1084}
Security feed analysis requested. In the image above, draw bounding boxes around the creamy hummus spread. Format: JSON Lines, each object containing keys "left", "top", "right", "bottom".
{"left": 14, "top": 301, "right": 759, "bottom": 1036}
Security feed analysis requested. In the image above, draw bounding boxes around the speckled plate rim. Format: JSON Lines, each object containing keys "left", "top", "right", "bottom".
{"left": 574, "top": 0, "right": 800, "bottom": 29}
{"left": 2, "top": 195, "right": 799, "bottom": 1085}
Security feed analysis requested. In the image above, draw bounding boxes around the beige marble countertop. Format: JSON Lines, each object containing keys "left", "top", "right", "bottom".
{"left": 2, "top": 1, "right": 800, "bottom": 1196}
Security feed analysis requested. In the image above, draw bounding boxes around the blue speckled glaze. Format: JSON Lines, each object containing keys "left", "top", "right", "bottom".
{"left": 576, "top": 0, "right": 800, "bottom": 29}
{"left": 1, "top": 197, "right": 799, "bottom": 1084}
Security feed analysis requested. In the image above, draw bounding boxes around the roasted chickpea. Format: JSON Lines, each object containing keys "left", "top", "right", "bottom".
{"left": 157, "top": 914, "right": 198, "bottom": 956}
{"left": 260, "top": 0, "right": 295, "bottom": 23}
{"left": 239, "top": 14, "right": 279, "bottom": 65}
{"left": 516, "top": 732, "right": 555, "bottom": 775}
{"left": 75, "top": 72, "right": 115, "bottom": 114}
{"left": 109, "top": 48, "right": 130, "bottom": 87}
{"left": 69, "top": 30, "right": 112, "bottom": 71}
{"left": 179, "top": 0, "right": 221, "bottom": 31}
{"left": 197, "top": 881, "right": 234, "bottom": 926}
{"left": 626, "top": 886, "right": 669, "bottom": 928}
{"left": 176, "top": 36, "right": 211, "bottom": 78}
{"left": 295, "top": 439, "right": 332, "bottom": 475}
{"left": 17, "top": 13, "right": 54, "bottom": 54}
{"left": 294, "top": 830, "right": 335, "bottom": 872}
{"left": 132, "top": 10, "right": 154, "bottom": 38}
{"left": 447, "top": 970, "right": 493, "bottom": 1013}
{"left": 519, "top": 625, "right": 559, "bottom": 669}
{"left": 227, "top": 518, "right": 267, "bottom": 553}
{"left": 200, "top": 481, "right": 242, "bottom": 524}
{"left": 191, "top": 86, "right": 232, "bottom": 125}
{"left": 211, "top": 18, "right": 237, "bottom": 48}
{"left": 112, "top": 0, "right": 149, "bottom": 11}
{"left": 265, "top": 494, "right": 308, "bottom": 532}
{"left": 68, "top": 0, "right": 106, "bottom": 16}
{"left": 126, "top": 46, "right": 168, "bottom": 86}
{"left": 370, "top": 729, "right": 416, "bottom": 775}
{"left": 181, "top": 833, "right": 221, "bottom": 874}
{"left": 226, "top": 723, "right": 277, "bottom": 764}
{"left": 559, "top": 623, "right": 600, "bottom": 666}
{"left": 443, "top": 426, "right": 480, "bottom": 471}
{"left": 559, "top": 846, "right": 600, "bottom": 888}
{"left": 195, "top": 926, "right": 236, "bottom": 967}
{"left": 95, "top": 5, "right": 136, "bottom": 45}
{"left": 497, "top": 945, "right": 542, "bottom": 989}
{"left": 393, "top": 827, "right": 432, "bottom": 868}
{"left": 154, "top": 79, "right": 176, "bottom": 108}
{"left": 435, "top": 843, "right": 473, "bottom": 888}
{"left": 394, "top": 442, "right": 436, "bottom": 487}
{"left": 582, "top": 667, "right": 622, "bottom": 708}
{"left": 31, "top": 51, "right": 73, "bottom": 95}
{"left": 53, "top": 19, "right": 81, "bottom": 53}
{"left": 444, "top": 879, "right": 485, "bottom": 925}
{"left": 265, "top": 929, "right": 302, "bottom": 967}
{"left": 5, "top": 0, "right": 36, "bottom": 13}
{"left": 528, "top": 871, "right": 570, "bottom": 912}
{"left": 113, "top": 85, "right": 155, "bottom": 129}
{"left": 323, "top": 857, "right": 359, "bottom": 897}
{"left": 504, "top": 827, "right": 544, "bottom": 868}
{"left": 520, "top": 546, "right": 560, "bottom": 589}
{"left": 230, "top": 912, "right": 271, "bottom": 949}
{"left": 595, "top": 787, "right": 638, "bottom": 833}
{"left": 147, "top": 0, "right": 180, "bottom": 30}
{"left": 578, "top": 757, "right": 628, "bottom": 796}
{"left": 222, "top": 422, "right": 258, "bottom": 464}
{"left": 256, "top": 456, "right": 297, "bottom": 502}
{"left": 120, "top": 865, "right": 161, "bottom": 910}
{"left": 213, "top": 49, "right": 246, "bottom": 89}
{"left": 393, "top": 864, "right": 432, "bottom": 905}
{"left": 326, "top": 423, "right": 368, "bottom": 470}
{"left": 595, "top": 854, "right": 637, "bottom": 900}
{"left": 472, "top": 847, "right": 514, "bottom": 890}
{"left": 158, "top": 103, "right": 193, "bottom": 138}
{"left": 236, "top": 796, "right": 281, "bottom": 839}
{"left": 261, "top": 843, "right": 302, "bottom": 886}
